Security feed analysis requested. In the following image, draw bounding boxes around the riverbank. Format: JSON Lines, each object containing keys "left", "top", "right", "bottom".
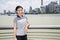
{"left": 0, "top": 14, "right": 60, "bottom": 27}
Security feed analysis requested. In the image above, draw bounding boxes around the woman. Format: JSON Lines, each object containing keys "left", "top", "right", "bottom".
{"left": 13, "top": 6, "right": 30, "bottom": 40}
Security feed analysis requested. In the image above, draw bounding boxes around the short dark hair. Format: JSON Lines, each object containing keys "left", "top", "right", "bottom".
{"left": 15, "top": 6, "right": 23, "bottom": 11}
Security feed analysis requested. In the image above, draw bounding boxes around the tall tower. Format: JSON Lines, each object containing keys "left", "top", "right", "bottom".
{"left": 29, "top": 6, "right": 32, "bottom": 13}
{"left": 41, "top": 0, "right": 43, "bottom": 6}
{"left": 40, "top": 0, "right": 45, "bottom": 13}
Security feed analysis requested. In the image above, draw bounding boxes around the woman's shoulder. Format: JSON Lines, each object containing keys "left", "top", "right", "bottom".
{"left": 14, "top": 16, "right": 18, "bottom": 20}
{"left": 23, "top": 14, "right": 27, "bottom": 19}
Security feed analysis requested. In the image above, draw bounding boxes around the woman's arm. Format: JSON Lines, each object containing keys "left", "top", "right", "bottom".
{"left": 13, "top": 23, "right": 17, "bottom": 40}
{"left": 25, "top": 19, "right": 30, "bottom": 32}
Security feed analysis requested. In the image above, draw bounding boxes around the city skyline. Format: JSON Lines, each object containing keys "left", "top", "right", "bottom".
{"left": 0, "top": 0, "right": 59, "bottom": 13}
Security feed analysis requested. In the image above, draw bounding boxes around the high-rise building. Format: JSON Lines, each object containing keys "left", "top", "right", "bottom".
{"left": 32, "top": 8, "right": 40, "bottom": 13}
{"left": 40, "top": 0, "right": 45, "bottom": 13}
{"left": 47, "top": 2, "right": 58, "bottom": 12}
{"left": 29, "top": 6, "right": 32, "bottom": 13}
{"left": 59, "top": 0, "right": 60, "bottom": 5}
{"left": 45, "top": 5, "right": 49, "bottom": 12}
{"left": 7, "top": 10, "right": 11, "bottom": 16}
{"left": 46, "top": 1, "right": 60, "bottom": 13}
{"left": 4, "top": 10, "right": 6, "bottom": 14}
{"left": 41, "top": 0, "right": 43, "bottom": 6}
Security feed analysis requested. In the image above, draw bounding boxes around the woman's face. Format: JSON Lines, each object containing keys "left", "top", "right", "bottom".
{"left": 16, "top": 8, "right": 23, "bottom": 15}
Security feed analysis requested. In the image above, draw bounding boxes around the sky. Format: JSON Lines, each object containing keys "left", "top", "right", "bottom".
{"left": 0, "top": 0, "right": 59, "bottom": 13}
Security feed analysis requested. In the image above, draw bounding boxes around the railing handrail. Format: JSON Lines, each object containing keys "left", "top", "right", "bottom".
{"left": 0, "top": 25, "right": 60, "bottom": 29}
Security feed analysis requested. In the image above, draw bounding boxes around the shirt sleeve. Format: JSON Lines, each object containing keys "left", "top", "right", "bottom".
{"left": 13, "top": 17, "right": 17, "bottom": 23}
{"left": 24, "top": 15, "right": 28, "bottom": 19}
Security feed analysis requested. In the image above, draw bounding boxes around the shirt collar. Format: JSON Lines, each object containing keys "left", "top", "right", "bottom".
{"left": 17, "top": 15, "right": 23, "bottom": 18}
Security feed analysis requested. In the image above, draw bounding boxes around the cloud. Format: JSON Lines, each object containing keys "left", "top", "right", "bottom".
{"left": 0, "top": 0, "right": 59, "bottom": 13}
{"left": 0, "top": 0, "right": 20, "bottom": 13}
{"left": 19, "top": 0, "right": 30, "bottom": 11}
{"left": 30, "top": 0, "right": 41, "bottom": 9}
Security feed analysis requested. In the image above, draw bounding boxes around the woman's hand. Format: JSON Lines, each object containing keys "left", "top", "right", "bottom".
{"left": 25, "top": 18, "right": 30, "bottom": 32}
{"left": 14, "top": 32, "right": 16, "bottom": 40}
{"left": 14, "top": 38, "right": 17, "bottom": 40}
{"left": 24, "top": 27, "right": 28, "bottom": 32}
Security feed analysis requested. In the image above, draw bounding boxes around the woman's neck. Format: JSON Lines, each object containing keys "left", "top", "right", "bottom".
{"left": 17, "top": 14, "right": 23, "bottom": 18}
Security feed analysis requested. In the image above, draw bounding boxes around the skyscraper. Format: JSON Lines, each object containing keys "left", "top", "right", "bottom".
{"left": 4, "top": 10, "right": 6, "bottom": 14}
{"left": 29, "top": 6, "right": 32, "bottom": 13}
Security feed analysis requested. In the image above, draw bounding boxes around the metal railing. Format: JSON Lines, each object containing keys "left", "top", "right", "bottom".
{"left": 0, "top": 25, "right": 60, "bottom": 40}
